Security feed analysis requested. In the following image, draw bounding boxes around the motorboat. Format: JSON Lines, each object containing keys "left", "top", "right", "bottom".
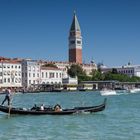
{"left": 100, "top": 90, "right": 116, "bottom": 96}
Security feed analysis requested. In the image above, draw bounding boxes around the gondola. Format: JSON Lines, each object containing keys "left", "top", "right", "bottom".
{"left": 0, "top": 98, "right": 107, "bottom": 115}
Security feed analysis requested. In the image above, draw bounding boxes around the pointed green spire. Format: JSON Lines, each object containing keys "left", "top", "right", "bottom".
{"left": 70, "top": 11, "right": 81, "bottom": 32}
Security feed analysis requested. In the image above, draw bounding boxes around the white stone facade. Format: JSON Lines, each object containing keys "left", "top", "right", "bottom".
{"left": 0, "top": 60, "right": 22, "bottom": 88}
{"left": 82, "top": 63, "right": 97, "bottom": 75}
{"left": 62, "top": 76, "right": 78, "bottom": 85}
{"left": 54, "top": 62, "right": 69, "bottom": 78}
{"left": 101, "top": 65, "right": 140, "bottom": 77}
{"left": 51, "top": 61, "right": 97, "bottom": 77}
{"left": 22, "top": 60, "right": 41, "bottom": 88}
{"left": 0, "top": 58, "right": 97, "bottom": 89}
{"left": 41, "top": 67, "right": 62, "bottom": 85}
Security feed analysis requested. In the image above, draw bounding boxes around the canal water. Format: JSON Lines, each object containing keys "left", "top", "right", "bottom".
{"left": 0, "top": 91, "right": 140, "bottom": 140}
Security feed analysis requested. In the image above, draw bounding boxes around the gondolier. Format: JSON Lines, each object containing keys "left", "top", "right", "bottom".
{"left": 1, "top": 88, "right": 12, "bottom": 106}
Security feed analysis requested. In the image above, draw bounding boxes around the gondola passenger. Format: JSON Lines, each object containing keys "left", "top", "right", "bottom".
{"left": 54, "top": 104, "right": 62, "bottom": 112}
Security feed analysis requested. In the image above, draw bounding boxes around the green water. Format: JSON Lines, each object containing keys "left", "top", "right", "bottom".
{"left": 0, "top": 91, "right": 140, "bottom": 140}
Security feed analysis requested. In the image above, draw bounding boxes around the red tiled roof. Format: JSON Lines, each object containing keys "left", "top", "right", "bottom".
{"left": 0, "top": 60, "right": 21, "bottom": 64}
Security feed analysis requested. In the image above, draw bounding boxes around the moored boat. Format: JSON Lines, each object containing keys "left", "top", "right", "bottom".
{"left": 128, "top": 88, "right": 140, "bottom": 93}
{"left": 0, "top": 98, "right": 106, "bottom": 115}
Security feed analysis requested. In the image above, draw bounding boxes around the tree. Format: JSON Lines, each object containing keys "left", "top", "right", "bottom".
{"left": 91, "top": 70, "right": 105, "bottom": 81}
{"left": 129, "top": 76, "right": 140, "bottom": 82}
{"left": 68, "top": 64, "right": 84, "bottom": 77}
{"left": 68, "top": 64, "right": 88, "bottom": 82}
{"left": 104, "top": 72, "right": 130, "bottom": 82}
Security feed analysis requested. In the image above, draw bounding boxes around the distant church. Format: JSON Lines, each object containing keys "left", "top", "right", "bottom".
{"left": 69, "top": 12, "right": 82, "bottom": 64}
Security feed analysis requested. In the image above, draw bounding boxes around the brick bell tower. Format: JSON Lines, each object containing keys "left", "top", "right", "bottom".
{"left": 69, "top": 12, "right": 82, "bottom": 64}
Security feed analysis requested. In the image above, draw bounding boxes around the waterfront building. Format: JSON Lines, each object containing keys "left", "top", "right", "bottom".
{"left": 69, "top": 12, "right": 82, "bottom": 64}
{"left": 22, "top": 59, "right": 41, "bottom": 88}
{"left": 82, "top": 63, "right": 97, "bottom": 75}
{"left": 0, "top": 59, "right": 22, "bottom": 89}
{"left": 62, "top": 76, "right": 78, "bottom": 85}
{"left": 62, "top": 76, "right": 78, "bottom": 91}
{"left": 44, "top": 61, "right": 97, "bottom": 77}
{"left": 101, "top": 63, "right": 140, "bottom": 77}
{"left": 41, "top": 66, "right": 62, "bottom": 85}
{"left": 52, "top": 61, "right": 69, "bottom": 78}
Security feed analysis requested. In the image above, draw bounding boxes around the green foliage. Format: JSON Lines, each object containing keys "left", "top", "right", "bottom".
{"left": 91, "top": 70, "right": 140, "bottom": 82}
{"left": 68, "top": 64, "right": 91, "bottom": 82}
{"left": 91, "top": 70, "right": 105, "bottom": 81}
{"left": 68, "top": 64, "right": 140, "bottom": 82}
{"left": 68, "top": 64, "right": 85, "bottom": 77}
{"left": 43, "top": 63, "right": 57, "bottom": 68}
{"left": 129, "top": 76, "right": 140, "bottom": 82}
{"left": 78, "top": 75, "right": 92, "bottom": 83}
{"left": 104, "top": 72, "right": 129, "bottom": 82}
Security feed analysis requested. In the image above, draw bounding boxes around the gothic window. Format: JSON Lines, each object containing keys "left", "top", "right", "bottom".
{"left": 42, "top": 72, "right": 44, "bottom": 78}
{"left": 37, "top": 73, "right": 39, "bottom": 77}
{"left": 8, "top": 78, "right": 10, "bottom": 83}
{"left": 59, "top": 73, "right": 61, "bottom": 78}
{"left": 56, "top": 73, "right": 58, "bottom": 78}
{"left": 4, "top": 78, "right": 6, "bottom": 83}
{"left": 49, "top": 73, "right": 54, "bottom": 78}
{"left": 18, "top": 72, "right": 21, "bottom": 76}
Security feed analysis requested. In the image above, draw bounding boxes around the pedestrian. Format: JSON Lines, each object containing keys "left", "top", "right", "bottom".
{"left": 1, "top": 88, "right": 12, "bottom": 106}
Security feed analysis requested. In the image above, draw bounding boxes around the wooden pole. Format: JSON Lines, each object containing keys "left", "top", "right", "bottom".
{"left": 8, "top": 88, "right": 13, "bottom": 118}
{"left": 8, "top": 103, "right": 11, "bottom": 118}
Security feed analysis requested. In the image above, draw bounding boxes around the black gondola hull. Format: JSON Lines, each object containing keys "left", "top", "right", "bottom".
{"left": 0, "top": 98, "right": 106, "bottom": 115}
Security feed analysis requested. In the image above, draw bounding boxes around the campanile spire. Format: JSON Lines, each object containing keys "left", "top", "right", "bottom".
{"left": 69, "top": 12, "right": 82, "bottom": 64}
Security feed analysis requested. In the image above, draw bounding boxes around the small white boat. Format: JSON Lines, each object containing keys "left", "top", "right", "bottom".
{"left": 100, "top": 90, "right": 116, "bottom": 96}
{"left": 128, "top": 88, "right": 140, "bottom": 93}
{"left": 115, "top": 90, "right": 127, "bottom": 94}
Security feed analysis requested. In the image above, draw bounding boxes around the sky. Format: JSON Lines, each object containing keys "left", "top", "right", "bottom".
{"left": 0, "top": 0, "right": 140, "bottom": 67}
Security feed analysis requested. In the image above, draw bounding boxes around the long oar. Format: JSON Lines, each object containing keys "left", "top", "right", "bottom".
{"left": 8, "top": 103, "right": 11, "bottom": 117}
{"left": 8, "top": 93, "right": 13, "bottom": 118}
